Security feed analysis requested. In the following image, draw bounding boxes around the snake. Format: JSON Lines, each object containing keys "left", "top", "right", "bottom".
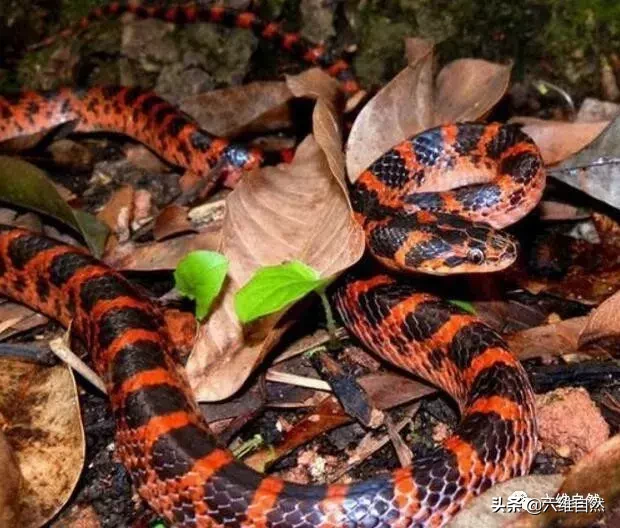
{"left": 0, "top": 3, "right": 543, "bottom": 527}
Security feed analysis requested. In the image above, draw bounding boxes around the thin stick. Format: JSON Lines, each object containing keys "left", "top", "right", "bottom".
{"left": 49, "top": 329, "right": 107, "bottom": 395}
{"left": 265, "top": 369, "right": 331, "bottom": 392}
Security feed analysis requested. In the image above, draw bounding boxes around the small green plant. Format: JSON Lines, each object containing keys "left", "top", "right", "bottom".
{"left": 234, "top": 260, "right": 330, "bottom": 324}
{"left": 448, "top": 299, "right": 477, "bottom": 314}
{"left": 174, "top": 250, "right": 229, "bottom": 320}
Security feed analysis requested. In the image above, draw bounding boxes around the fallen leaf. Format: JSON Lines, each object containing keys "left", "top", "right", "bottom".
{"left": 0, "top": 430, "right": 22, "bottom": 527}
{"left": 538, "top": 201, "right": 591, "bottom": 221}
{"left": 346, "top": 40, "right": 511, "bottom": 180}
{"left": 0, "top": 359, "right": 85, "bottom": 528}
{"left": 245, "top": 372, "right": 433, "bottom": 472}
{"left": 346, "top": 38, "right": 434, "bottom": 181}
{"left": 153, "top": 205, "right": 195, "bottom": 241}
{"left": 181, "top": 81, "right": 294, "bottom": 138}
{"left": 47, "top": 139, "right": 93, "bottom": 171}
{"left": 285, "top": 68, "right": 342, "bottom": 107}
{"left": 507, "top": 316, "right": 588, "bottom": 360}
{"left": 0, "top": 156, "right": 109, "bottom": 257}
{"left": 0, "top": 301, "right": 48, "bottom": 341}
{"left": 513, "top": 435, "right": 620, "bottom": 527}
{"left": 548, "top": 116, "right": 620, "bottom": 209}
{"left": 96, "top": 184, "right": 134, "bottom": 243}
{"left": 447, "top": 474, "right": 565, "bottom": 528}
{"left": 104, "top": 229, "right": 221, "bottom": 270}
{"left": 434, "top": 59, "right": 512, "bottom": 124}
{"left": 187, "top": 136, "right": 365, "bottom": 401}
{"left": 578, "top": 289, "right": 620, "bottom": 349}
{"left": 576, "top": 98, "right": 620, "bottom": 123}
{"left": 516, "top": 118, "right": 608, "bottom": 165}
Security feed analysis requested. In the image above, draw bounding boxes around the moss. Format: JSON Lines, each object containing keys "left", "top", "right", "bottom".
{"left": 351, "top": 0, "right": 418, "bottom": 87}
{"left": 59, "top": 0, "right": 109, "bottom": 24}
{"left": 8, "top": 0, "right": 620, "bottom": 101}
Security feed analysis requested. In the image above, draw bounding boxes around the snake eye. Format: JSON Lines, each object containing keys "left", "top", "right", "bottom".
{"left": 467, "top": 248, "right": 485, "bottom": 264}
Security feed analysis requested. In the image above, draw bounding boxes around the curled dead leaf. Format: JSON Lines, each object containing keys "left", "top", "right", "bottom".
{"left": 346, "top": 40, "right": 511, "bottom": 181}
{"left": 346, "top": 38, "right": 434, "bottom": 181}
{"left": 434, "top": 59, "right": 512, "bottom": 124}
{"left": 0, "top": 359, "right": 85, "bottom": 528}
{"left": 187, "top": 136, "right": 365, "bottom": 401}
{"left": 578, "top": 289, "right": 620, "bottom": 350}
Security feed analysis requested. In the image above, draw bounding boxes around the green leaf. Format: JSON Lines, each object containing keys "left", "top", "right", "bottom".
{"left": 0, "top": 156, "right": 109, "bottom": 257}
{"left": 174, "top": 250, "right": 229, "bottom": 320}
{"left": 449, "top": 299, "right": 477, "bottom": 314}
{"left": 235, "top": 261, "right": 328, "bottom": 324}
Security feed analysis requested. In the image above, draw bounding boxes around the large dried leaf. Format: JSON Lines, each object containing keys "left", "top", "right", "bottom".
{"left": 0, "top": 359, "right": 85, "bottom": 527}
{"left": 513, "top": 435, "right": 620, "bottom": 527}
{"left": 104, "top": 229, "right": 221, "bottom": 270}
{"left": 181, "top": 69, "right": 339, "bottom": 139}
{"left": 346, "top": 39, "right": 434, "bottom": 181}
{"left": 187, "top": 136, "right": 365, "bottom": 401}
{"left": 507, "top": 317, "right": 588, "bottom": 360}
{"left": 434, "top": 59, "right": 511, "bottom": 124}
{"left": 549, "top": 116, "right": 620, "bottom": 210}
{"left": 578, "top": 289, "right": 620, "bottom": 349}
{"left": 517, "top": 119, "right": 608, "bottom": 165}
{"left": 346, "top": 40, "right": 511, "bottom": 180}
{"left": 181, "top": 81, "right": 294, "bottom": 138}
{"left": 448, "top": 474, "right": 565, "bottom": 528}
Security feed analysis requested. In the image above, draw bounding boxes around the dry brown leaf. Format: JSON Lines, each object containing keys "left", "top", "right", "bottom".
{"left": 434, "top": 59, "right": 511, "bottom": 124}
{"left": 538, "top": 201, "right": 591, "bottom": 221}
{"left": 187, "top": 136, "right": 365, "bottom": 401}
{"left": 346, "top": 40, "right": 511, "bottom": 180}
{"left": 104, "top": 228, "right": 221, "bottom": 270}
{"left": 578, "top": 289, "right": 620, "bottom": 349}
{"left": 346, "top": 38, "right": 434, "bottom": 181}
{"left": 548, "top": 116, "right": 620, "bottom": 209}
{"left": 517, "top": 119, "right": 608, "bottom": 165}
{"left": 181, "top": 81, "right": 294, "bottom": 138}
{"left": 507, "top": 316, "right": 587, "bottom": 360}
{"left": 0, "top": 429, "right": 22, "bottom": 527}
{"left": 512, "top": 435, "right": 620, "bottom": 528}
{"left": 286, "top": 68, "right": 342, "bottom": 105}
{"left": 0, "top": 359, "right": 85, "bottom": 528}
{"left": 447, "top": 474, "right": 565, "bottom": 528}
{"left": 96, "top": 184, "right": 134, "bottom": 245}
{"left": 0, "top": 301, "right": 47, "bottom": 341}
{"left": 153, "top": 205, "right": 195, "bottom": 241}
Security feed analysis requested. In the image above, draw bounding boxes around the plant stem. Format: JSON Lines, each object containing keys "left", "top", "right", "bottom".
{"left": 317, "top": 287, "right": 340, "bottom": 350}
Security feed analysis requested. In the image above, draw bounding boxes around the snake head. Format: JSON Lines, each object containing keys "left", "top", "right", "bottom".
{"left": 367, "top": 212, "right": 518, "bottom": 275}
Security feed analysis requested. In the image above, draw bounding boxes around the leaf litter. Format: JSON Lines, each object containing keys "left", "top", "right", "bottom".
{"left": 0, "top": 20, "right": 619, "bottom": 528}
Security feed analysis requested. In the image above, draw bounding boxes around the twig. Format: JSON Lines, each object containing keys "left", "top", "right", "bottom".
{"left": 328, "top": 402, "right": 420, "bottom": 482}
{"left": 265, "top": 369, "right": 331, "bottom": 391}
{"left": 49, "top": 328, "right": 107, "bottom": 394}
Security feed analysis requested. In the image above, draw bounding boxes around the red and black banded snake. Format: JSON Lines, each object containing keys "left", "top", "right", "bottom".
{"left": 0, "top": 4, "right": 543, "bottom": 526}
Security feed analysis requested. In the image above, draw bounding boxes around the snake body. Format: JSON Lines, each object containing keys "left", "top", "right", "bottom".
{"left": 0, "top": 4, "right": 543, "bottom": 526}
